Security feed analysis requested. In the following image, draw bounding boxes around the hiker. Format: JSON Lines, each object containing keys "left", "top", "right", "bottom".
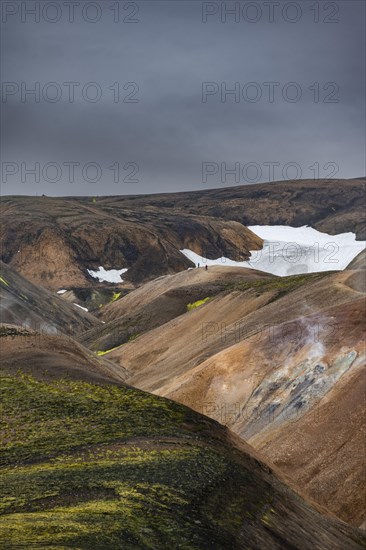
{"left": 197, "top": 263, "right": 200, "bottom": 268}
{"left": 205, "top": 264, "right": 208, "bottom": 271}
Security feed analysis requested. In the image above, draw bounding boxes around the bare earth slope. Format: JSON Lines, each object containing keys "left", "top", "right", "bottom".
{"left": 0, "top": 196, "right": 261, "bottom": 290}
{"left": 0, "top": 328, "right": 364, "bottom": 549}
{"left": 89, "top": 178, "right": 366, "bottom": 239}
{"left": 1, "top": 180, "right": 365, "bottom": 544}
{"left": 347, "top": 249, "right": 366, "bottom": 270}
{"left": 104, "top": 268, "right": 365, "bottom": 527}
{"left": 0, "top": 326, "right": 128, "bottom": 384}
{"left": 1, "top": 179, "right": 364, "bottom": 292}
{"left": 80, "top": 266, "right": 273, "bottom": 352}
{"left": 0, "top": 261, "right": 101, "bottom": 336}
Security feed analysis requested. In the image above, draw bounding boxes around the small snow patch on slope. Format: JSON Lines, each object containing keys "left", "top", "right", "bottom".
{"left": 87, "top": 266, "right": 128, "bottom": 283}
{"left": 181, "top": 226, "right": 366, "bottom": 277}
{"left": 73, "top": 303, "right": 89, "bottom": 312}
{"left": 57, "top": 289, "right": 67, "bottom": 294}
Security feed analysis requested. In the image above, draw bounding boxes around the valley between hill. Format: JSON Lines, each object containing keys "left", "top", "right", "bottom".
{"left": 0, "top": 328, "right": 365, "bottom": 549}
{"left": 1, "top": 179, "right": 365, "bottom": 548}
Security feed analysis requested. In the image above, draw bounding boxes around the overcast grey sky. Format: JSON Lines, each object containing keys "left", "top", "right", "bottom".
{"left": 1, "top": 0, "right": 365, "bottom": 195}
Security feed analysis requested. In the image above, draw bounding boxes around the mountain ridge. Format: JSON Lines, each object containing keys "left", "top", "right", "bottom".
{"left": 1, "top": 178, "right": 364, "bottom": 293}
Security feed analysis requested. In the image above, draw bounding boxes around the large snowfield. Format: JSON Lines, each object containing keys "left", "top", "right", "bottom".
{"left": 181, "top": 225, "right": 366, "bottom": 277}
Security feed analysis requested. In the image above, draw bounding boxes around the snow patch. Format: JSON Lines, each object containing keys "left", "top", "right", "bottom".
{"left": 181, "top": 225, "right": 365, "bottom": 277}
{"left": 73, "top": 303, "right": 89, "bottom": 312}
{"left": 87, "top": 266, "right": 128, "bottom": 283}
{"left": 57, "top": 289, "right": 67, "bottom": 294}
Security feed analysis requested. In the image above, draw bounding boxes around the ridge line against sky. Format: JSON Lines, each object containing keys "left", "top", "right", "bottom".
{"left": 1, "top": 177, "right": 365, "bottom": 200}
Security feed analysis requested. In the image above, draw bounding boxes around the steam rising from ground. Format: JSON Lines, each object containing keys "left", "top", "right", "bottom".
{"left": 204, "top": 306, "right": 359, "bottom": 438}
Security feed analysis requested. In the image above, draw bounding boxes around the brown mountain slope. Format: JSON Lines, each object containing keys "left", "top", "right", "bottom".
{"left": 86, "top": 178, "right": 366, "bottom": 239}
{"left": 107, "top": 270, "right": 351, "bottom": 391}
{"left": 347, "top": 249, "right": 366, "bottom": 270}
{"left": 80, "top": 266, "right": 273, "bottom": 353}
{"left": 104, "top": 268, "right": 365, "bottom": 526}
{"left": 254, "top": 360, "right": 365, "bottom": 528}
{"left": 0, "top": 325, "right": 128, "bottom": 384}
{"left": 101, "top": 265, "right": 270, "bottom": 322}
{"left": 0, "top": 195, "right": 261, "bottom": 290}
{"left": 1, "top": 179, "right": 364, "bottom": 293}
{"left": 0, "top": 261, "right": 101, "bottom": 336}
{"left": 0, "top": 328, "right": 365, "bottom": 549}
{"left": 166, "top": 297, "right": 365, "bottom": 527}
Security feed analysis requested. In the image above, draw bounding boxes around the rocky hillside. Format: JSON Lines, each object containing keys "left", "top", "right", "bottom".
{"left": 104, "top": 178, "right": 365, "bottom": 238}
{"left": 97, "top": 265, "right": 365, "bottom": 528}
{"left": 0, "top": 195, "right": 261, "bottom": 290}
{"left": 80, "top": 266, "right": 272, "bottom": 353}
{"left": 1, "top": 179, "right": 364, "bottom": 292}
{"left": 1, "top": 179, "right": 364, "bottom": 546}
{"left": 0, "top": 329, "right": 364, "bottom": 549}
{"left": 0, "top": 261, "right": 101, "bottom": 336}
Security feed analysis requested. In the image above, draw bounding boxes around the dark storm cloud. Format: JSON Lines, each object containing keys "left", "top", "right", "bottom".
{"left": 1, "top": 0, "right": 365, "bottom": 195}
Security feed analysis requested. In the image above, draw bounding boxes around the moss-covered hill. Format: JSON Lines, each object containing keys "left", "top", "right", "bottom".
{"left": 0, "top": 362, "right": 364, "bottom": 549}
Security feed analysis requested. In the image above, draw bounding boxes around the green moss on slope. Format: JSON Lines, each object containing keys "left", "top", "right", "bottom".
{"left": 187, "top": 297, "right": 210, "bottom": 311}
{"left": 1, "top": 369, "right": 363, "bottom": 549}
{"left": 95, "top": 344, "right": 123, "bottom": 356}
{"left": 0, "top": 371, "right": 274, "bottom": 549}
{"left": 111, "top": 291, "right": 122, "bottom": 302}
{"left": 0, "top": 373, "right": 186, "bottom": 465}
{"left": 0, "top": 275, "right": 9, "bottom": 286}
{"left": 225, "top": 272, "right": 328, "bottom": 301}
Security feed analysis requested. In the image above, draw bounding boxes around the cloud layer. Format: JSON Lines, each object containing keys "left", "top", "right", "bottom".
{"left": 1, "top": 1, "right": 365, "bottom": 195}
